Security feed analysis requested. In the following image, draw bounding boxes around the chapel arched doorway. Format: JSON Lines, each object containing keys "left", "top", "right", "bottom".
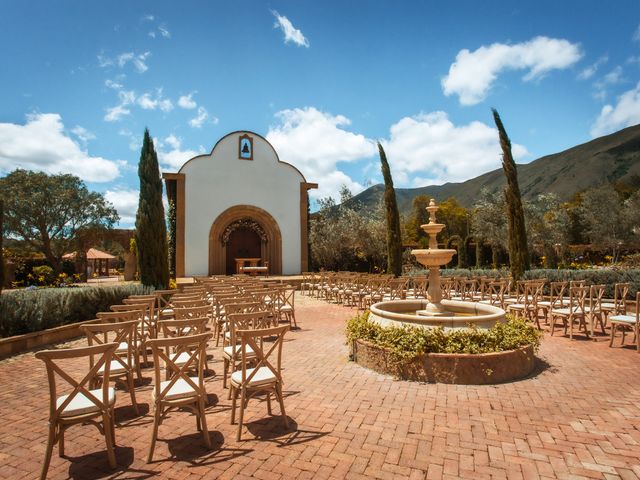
{"left": 224, "top": 226, "right": 263, "bottom": 275}
{"left": 208, "top": 205, "right": 282, "bottom": 275}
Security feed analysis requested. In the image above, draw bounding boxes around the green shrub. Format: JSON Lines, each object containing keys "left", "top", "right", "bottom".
{"left": 0, "top": 284, "right": 153, "bottom": 338}
{"left": 346, "top": 311, "right": 541, "bottom": 362}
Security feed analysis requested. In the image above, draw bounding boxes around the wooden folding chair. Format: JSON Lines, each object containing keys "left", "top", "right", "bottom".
{"left": 154, "top": 289, "right": 179, "bottom": 320}
{"left": 602, "top": 282, "right": 629, "bottom": 325}
{"left": 274, "top": 287, "right": 297, "bottom": 328}
{"left": 36, "top": 342, "right": 119, "bottom": 479}
{"left": 230, "top": 325, "right": 289, "bottom": 441}
{"left": 609, "top": 291, "right": 640, "bottom": 352}
{"left": 158, "top": 317, "right": 211, "bottom": 378}
{"left": 222, "top": 311, "right": 271, "bottom": 392}
{"left": 585, "top": 284, "right": 606, "bottom": 335}
{"left": 550, "top": 285, "right": 590, "bottom": 339}
{"left": 537, "top": 281, "right": 567, "bottom": 325}
{"left": 111, "top": 303, "right": 154, "bottom": 370}
{"left": 81, "top": 320, "right": 140, "bottom": 415}
{"left": 146, "top": 333, "right": 213, "bottom": 463}
{"left": 507, "top": 281, "right": 545, "bottom": 328}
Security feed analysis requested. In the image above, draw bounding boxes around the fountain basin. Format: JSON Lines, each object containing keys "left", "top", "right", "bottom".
{"left": 369, "top": 299, "right": 505, "bottom": 330}
{"left": 411, "top": 248, "right": 456, "bottom": 266}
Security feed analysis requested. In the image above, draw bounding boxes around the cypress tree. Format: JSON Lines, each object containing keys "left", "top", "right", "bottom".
{"left": 378, "top": 142, "right": 403, "bottom": 277}
{"left": 492, "top": 109, "right": 529, "bottom": 281}
{"left": 135, "top": 129, "right": 169, "bottom": 289}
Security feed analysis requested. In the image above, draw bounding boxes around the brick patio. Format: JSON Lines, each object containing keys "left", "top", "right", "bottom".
{"left": 1, "top": 294, "right": 640, "bottom": 480}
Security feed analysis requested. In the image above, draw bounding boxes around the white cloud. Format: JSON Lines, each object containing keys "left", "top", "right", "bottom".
{"left": 118, "top": 129, "right": 141, "bottom": 151}
{"left": 148, "top": 31, "right": 156, "bottom": 38}
{"left": 104, "top": 104, "right": 131, "bottom": 122}
{"left": 590, "top": 82, "right": 640, "bottom": 137}
{"left": 137, "top": 90, "right": 174, "bottom": 112}
{"left": 593, "top": 66, "right": 625, "bottom": 100}
{"left": 158, "top": 26, "right": 170, "bottom": 38}
{"left": 272, "top": 11, "right": 309, "bottom": 48}
{"left": 633, "top": 24, "right": 640, "bottom": 42}
{"left": 104, "top": 188, "right": 139, "bottom": 226}
{"left": 157, "top": 134, "right": 205, "bottom": 170}
{"left": 99, "top": 51, "right": 151, "bottom": 73}
{"left": 97, "top": 54, "right": 113, "bottom": 68}
{"left": 578, "top": 55, "right": 608, "bottom": 80}
{"left": 0, "top": 113, "right": 121, "bottom": 182}
{"left": 70, "top": 125, "right": 96, "bottom": 145}
{"left": 104, "top": 89, "right": 136, "bottom": 122}
{"left": 189, "top": 106, "right": 214, "bottom": 128}
{"left": 266, "top": 107, "right": 376, "bottom": 200}
{"left": 142, "top": 14, "right": 154, "bottom": 22}
{"left": 382, "top": 111, "right": 529, "bottom": 186}
{"left": 105, "top": 79, "right": 123, "bottom": 90}
{"left": 178, "top": 93, "right": 197, "bottom": 109}
{"left": 442, "top": 36, "right": 583, "bottom": 105}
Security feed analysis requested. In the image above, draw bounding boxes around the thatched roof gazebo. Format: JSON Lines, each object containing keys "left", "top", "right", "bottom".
{"left": 63, "top": 248, "right": 116, "bottom": 278}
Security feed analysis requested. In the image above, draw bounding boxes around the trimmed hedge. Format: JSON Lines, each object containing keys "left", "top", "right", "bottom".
{"left": 408, "top": 267, "right": 640, "bottom": 298}
{"left": 346, "top": 311, "right": 541, "bottom": 362}
{"left": 0, "top": 284, "right": 153, "bottom": 338}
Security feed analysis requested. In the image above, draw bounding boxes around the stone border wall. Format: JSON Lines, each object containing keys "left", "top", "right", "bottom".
{"left": 0, "top": 322, "right": 86, "bottom": 360}
{"left": 353, "top": 339, "right": 536, "bottom": 385}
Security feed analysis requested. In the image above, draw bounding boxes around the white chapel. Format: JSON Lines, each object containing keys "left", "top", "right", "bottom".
{"left": 163, "top": 131, "right": 317, "bottom": 277}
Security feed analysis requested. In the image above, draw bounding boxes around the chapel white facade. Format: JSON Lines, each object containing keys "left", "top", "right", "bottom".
{"left": 163, "top": 131, "right": 316, "bottom": 277}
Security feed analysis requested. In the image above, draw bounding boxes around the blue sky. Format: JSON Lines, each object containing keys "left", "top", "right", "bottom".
{"left": 1, "top": 1, "right": 639, "bottom": 225}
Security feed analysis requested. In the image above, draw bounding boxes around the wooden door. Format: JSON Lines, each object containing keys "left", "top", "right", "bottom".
{"left": 225, "top": 227, "right": 261, "bottom": 275}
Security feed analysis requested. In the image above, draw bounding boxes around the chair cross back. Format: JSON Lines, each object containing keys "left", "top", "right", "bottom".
{"left": 227, "top": 311, "right": 272, "bottom": 347}
{"left": 159, "top": 317, "right": 209, "bottom": 338}
{"left": 96, "top": 310, "right": 140, "bottom": 323}
{"left": 113, "top": 302, "right": 156, "bottom": 339}
{"left": 36, "top": 343, "right": 118, "bottom": 420}
{"left": 174, "top": 304, "right": 212, "bottom": 320}
{"left": 81, "top": 320, "right": 137, "bottom": 363}
{"left": 172, "top": 298, "right": 209, "bottom": 308}
{"left": 225, "top": 301, "right": 262, "bottom": 316}
{"left": 147, "top": 333, "right": 211, "bottom": 402}
{"left": 565, "top": 286, "right": 589, "bottom": 316}
{"left": 237, "top": 325, "right": 288, "bottom": 386}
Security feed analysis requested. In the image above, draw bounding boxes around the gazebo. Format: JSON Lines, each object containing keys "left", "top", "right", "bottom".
{"left": 62, "top": 248, "right": 116, "bottom": 278}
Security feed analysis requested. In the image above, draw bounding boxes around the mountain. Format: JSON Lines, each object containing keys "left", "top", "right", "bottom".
{"left": 344, "top": 123, "right": 640, "bottom": 215}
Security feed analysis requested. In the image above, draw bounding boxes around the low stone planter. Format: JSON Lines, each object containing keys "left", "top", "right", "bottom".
{"left": 0, "top": 322, "right": 86, "bottom": 360}
{"left": 352, "top": 339, "right": 536, "bottom": 385}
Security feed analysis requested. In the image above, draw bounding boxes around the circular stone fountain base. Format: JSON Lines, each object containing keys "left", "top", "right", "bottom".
{"left": 352, "top": 340, "right": 536, "bottom": 384}
{"left": 369, "top": 299, "right": 505, "bottom": 330}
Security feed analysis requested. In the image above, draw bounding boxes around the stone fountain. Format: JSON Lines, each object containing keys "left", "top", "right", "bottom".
{"left": 413, "top": 199, "right": 457, "bottom": 317}
{"left": 368, "top": 199, "right": 506, "bottom": 330}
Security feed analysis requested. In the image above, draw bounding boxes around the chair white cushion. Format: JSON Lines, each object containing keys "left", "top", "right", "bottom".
{"left": 170, "top": 351, "right": 193, "bottom": 366}
{"left": 609, "top": 314, "right": 638, "bottom": 324}
{"left": 231, "top": 366, "right": 276, "bottom": 387}
{"left": 57, "top": 387, "right": 116, "bottom": 417}
{"left": 154, "top": 377, "right": 200, "bottom": 401}
{"left": 98, "top": 359, "right": 129, "bottom": 376}
{"left": 223, "top": 344, "right": 255, "bottom": 359}
{"left": 552, "top": 307, "right": 582, "bottom": 315}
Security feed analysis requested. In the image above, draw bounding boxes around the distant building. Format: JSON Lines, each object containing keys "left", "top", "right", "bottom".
{"left": 163, "top": 131, "right": 317, "bottom": 276}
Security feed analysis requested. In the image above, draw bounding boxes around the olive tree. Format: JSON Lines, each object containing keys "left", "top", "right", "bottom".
{"left": 0, "top": 169, "right": 118, "bottom": 273}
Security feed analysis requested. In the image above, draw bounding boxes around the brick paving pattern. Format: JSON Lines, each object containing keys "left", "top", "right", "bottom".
{"left": 1, "top": 294, "right": 639, "bottom": 479}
